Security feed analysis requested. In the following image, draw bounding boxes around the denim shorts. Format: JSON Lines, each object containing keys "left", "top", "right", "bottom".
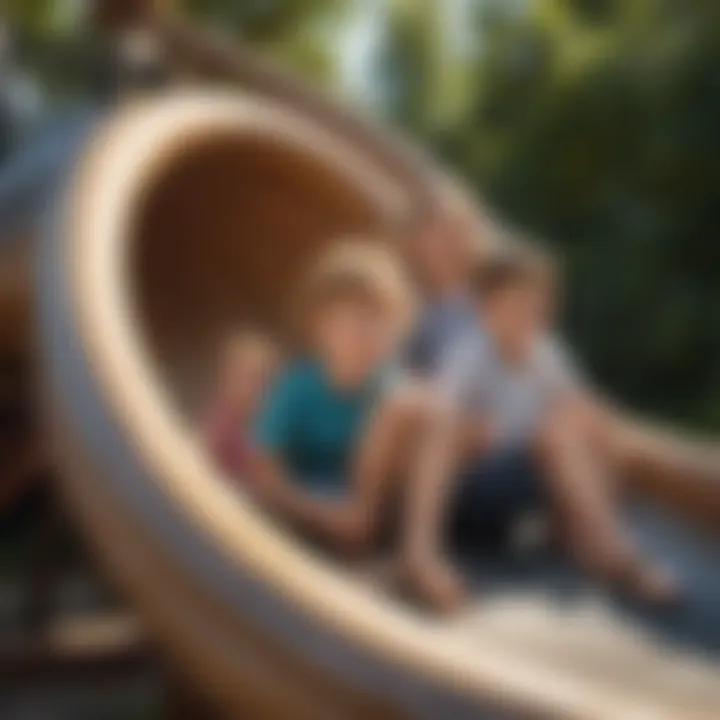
{"left": 450, "top": 445, "right": 546, "bottom": 547}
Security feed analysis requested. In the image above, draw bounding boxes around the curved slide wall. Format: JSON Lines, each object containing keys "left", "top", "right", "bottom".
{"left": 28, "top": 40, "right": 720, "bottom": 718}
{"left": 38, "top": 90, "right": 629, "bottom": 720}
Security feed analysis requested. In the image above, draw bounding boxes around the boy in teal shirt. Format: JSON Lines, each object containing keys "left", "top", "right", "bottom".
{"left": 252, "top": 241, "right": 421, "bottom": 555}
{"left": 256, "top": 359, "right": 385, "bottom": 493}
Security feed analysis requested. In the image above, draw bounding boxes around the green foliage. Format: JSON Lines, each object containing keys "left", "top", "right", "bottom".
{"left": 3, "top": 0, "right": 719, "bottom": 428}
{"left": 182, "top": 0, "right": 340, "bottom": 40}
{"left": 1, "top": 0, "right": 58, "bottom": 34}
{"left": 1, "top": 0, "right": 342, "bottom": 98}
{"left": 432, "top": 0, "right": 720, "bottom": 428}
{"left": 182, "top": 0, "right": 344, "bottom": 82}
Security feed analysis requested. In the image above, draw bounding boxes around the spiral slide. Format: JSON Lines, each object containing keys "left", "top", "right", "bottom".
{"left": 1, "top": 21, "right": 719, "bottom": 720}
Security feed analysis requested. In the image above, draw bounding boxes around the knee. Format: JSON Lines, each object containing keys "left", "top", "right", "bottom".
{"left": 555, "top": 397, "right": 627, "bottom": 463}
{"left": 533, "top": 405, "right": 574, "bottom": 459}
{"left": 384, "top": 381, "right": 440, "bottom": 430}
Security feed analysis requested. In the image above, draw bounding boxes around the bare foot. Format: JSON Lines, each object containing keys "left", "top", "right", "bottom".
{"left": 618, "top": 563, "right": 681, "bottom": 607}
{"left": 400, "top": 557, "right": 468, "bottom": 613}
{"left": 584, "top": 547, "right": 682, "bottom": 607}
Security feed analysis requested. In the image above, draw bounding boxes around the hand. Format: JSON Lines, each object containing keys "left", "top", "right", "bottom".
{"left": 315, "top": 504, "right": 372, "bottom": 557}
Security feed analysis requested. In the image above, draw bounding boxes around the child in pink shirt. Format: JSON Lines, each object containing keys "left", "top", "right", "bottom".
{"left": 202, "top": 331, "right": 280, "bottom": 481}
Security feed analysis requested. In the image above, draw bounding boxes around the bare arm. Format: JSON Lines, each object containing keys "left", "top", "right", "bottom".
{"left": 249, "top": 451, "right": 363, "bottom": 553}
{"left": 249, "top": 367, "right": 364, "bottom": 551}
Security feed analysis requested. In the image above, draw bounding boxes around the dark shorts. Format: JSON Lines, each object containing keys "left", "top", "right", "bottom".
{"left": 450, "top": 445, "right": 546, "bottom": 548}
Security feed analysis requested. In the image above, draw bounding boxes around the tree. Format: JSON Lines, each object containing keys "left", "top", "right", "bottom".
{"left": 436, "top": 0, "right": 720, "bottom": 428}
{"left": 182, "top": 0, "right": 348, "bottom": 83}
{"left": 1, "top": 0, "right": 349, "bottom": 101}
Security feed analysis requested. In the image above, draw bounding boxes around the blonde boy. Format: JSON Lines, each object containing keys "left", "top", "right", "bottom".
{"left": 251, "top": 241, "right": 425, "bottom": 554}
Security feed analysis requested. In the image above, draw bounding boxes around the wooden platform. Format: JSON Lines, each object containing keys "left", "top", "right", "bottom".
{"left": 0, "top": 611, "right": 147, "bottom": 684}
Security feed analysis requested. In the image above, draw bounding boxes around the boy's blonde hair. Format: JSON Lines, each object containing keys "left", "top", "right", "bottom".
{"left": 297, "top": 239, "right": 415, "bottom": 337}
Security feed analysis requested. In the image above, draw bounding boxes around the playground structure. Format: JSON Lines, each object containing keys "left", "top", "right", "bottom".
{"left": 1, "top": 5, "right": 720, "bottom": 719}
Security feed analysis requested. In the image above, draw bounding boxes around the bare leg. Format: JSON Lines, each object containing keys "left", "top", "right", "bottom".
{"left": 349, "top": 382, "right": 435, "bottom": 553}
{"left": 568, "top": 393, "right": 720, "bottom": 526}
{"left": 399, "top": 405, "right": 468, "bottom": 612}
{"left": 250, "top": 384, "right": 431, "bottom": 558}
{"left": 534, "top": 415, "right": 633, "bottom": 570}
{"left": 534, "top": 409, "right": 678, "bottom": 604}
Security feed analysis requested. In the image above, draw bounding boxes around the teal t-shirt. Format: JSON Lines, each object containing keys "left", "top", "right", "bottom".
{"left": 255, "top": 360, "right": 385, "bottom": 491}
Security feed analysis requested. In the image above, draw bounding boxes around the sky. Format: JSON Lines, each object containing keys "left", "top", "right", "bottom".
{"left": 333, "top": 0, "right": 532, "bottom": 112}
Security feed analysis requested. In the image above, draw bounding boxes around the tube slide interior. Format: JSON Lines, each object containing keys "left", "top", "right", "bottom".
{"left": 130, "top": 129, "right": 387, "bottom": 414}
{"left": 50, "top": 92, "right": 720, "bottom": 719}
{"left": 129, "top": 100, "right": 720, "bottom": 716}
